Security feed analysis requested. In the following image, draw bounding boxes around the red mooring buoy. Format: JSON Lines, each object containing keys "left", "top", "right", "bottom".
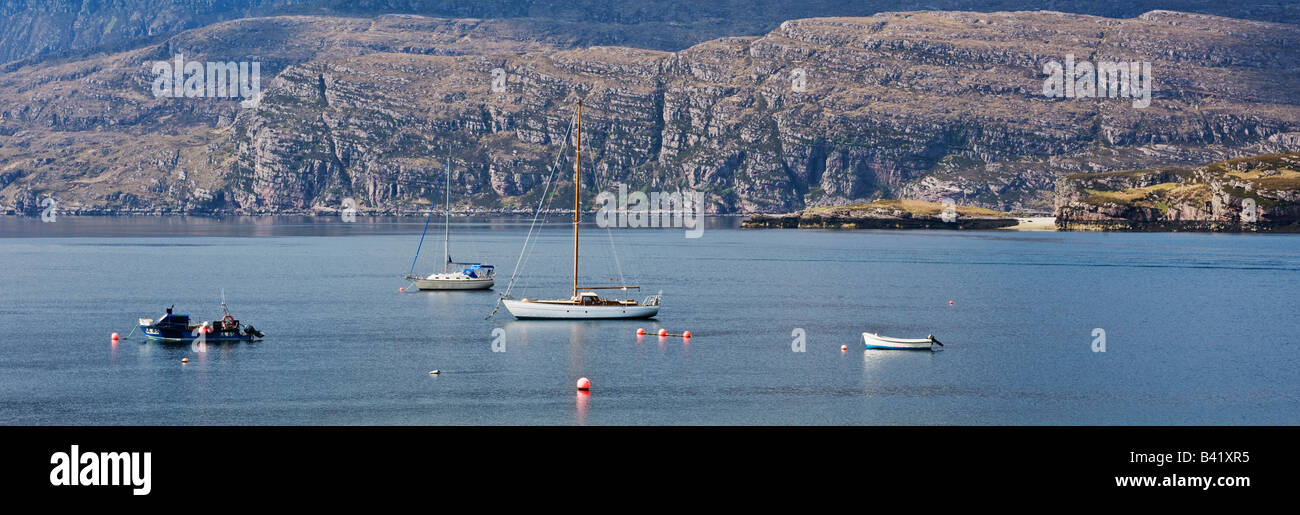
{"left": 577, "top": 377, "right": 591, "bottom": 391}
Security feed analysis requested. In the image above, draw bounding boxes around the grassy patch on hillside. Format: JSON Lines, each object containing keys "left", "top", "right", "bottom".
{"left": 1080, "top": 182, "right": 1209, "bottom": 208}
{"left": 807, "top": 198, "right": 1011, "bottom": 218}
{"left": 1067, "top": 152, "right": 1300, "bottom": 211}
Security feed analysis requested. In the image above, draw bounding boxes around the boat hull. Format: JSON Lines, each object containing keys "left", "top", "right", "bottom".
{"left": 862, "top": 332, "right": 936, "bottom": 351}
{"left": 502, "top": 299, "right": 659, "bottom": 319}
{"left": 140, "top": 325, "right": 254, "bottom": 343}
{"left": 414, "top": 277, "right": 494, "bottom": 290}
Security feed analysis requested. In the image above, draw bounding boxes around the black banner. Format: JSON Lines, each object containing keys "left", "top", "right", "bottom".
{"left": 1, "top": 426, "right": 1292, "bottom": 502}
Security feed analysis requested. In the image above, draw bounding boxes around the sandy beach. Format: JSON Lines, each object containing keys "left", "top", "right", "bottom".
{"left": 1003, "top": 216, "right": 1057, "bottom": 231}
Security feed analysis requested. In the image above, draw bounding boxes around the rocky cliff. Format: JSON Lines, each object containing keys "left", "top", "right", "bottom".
{"left": 4, "top": 1, "right": 1299, "bottom": 63}
{"left": 3, "top": 10, "right": 1300, "bottom": 215}
{"left": 1054, "top": 152, "right": 1300, "bottom": 231}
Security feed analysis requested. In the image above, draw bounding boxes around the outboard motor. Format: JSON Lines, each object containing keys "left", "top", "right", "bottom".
{"left": 243, "top": 325, "right": 265, "bottom": 339}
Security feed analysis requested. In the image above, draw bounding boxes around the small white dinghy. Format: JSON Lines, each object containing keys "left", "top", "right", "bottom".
{"left": 863, "top": 332, "right": 944, "bottom": 351}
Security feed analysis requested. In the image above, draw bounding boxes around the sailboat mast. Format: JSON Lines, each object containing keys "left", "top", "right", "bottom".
{"left": 444, "top": 157, "right": 451, "bottom": 274}
{"left": 572, "top": 100, "right": 582, "bottom": 299}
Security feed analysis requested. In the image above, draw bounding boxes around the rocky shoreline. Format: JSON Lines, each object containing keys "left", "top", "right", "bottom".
{"left": 1, "top": 207, "right": 753, "bottom": 219}
{"left": 1053, "top": 219, "right": 1300, "bottom": 232}
{"left": 3, "top": 207, "right": 586, "bottom": 217}
{"left": 1053, "top": 153, "right": 1300, "bottom": 232}
{"left": 741, "top": 199, "right": 1020, "bottom": 230}
{"left": 741, "top": 213, "right": 1020, "bottom": 230}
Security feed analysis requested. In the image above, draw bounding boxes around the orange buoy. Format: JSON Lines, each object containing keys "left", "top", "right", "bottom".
{"left": 949, "top": 300, "right": 954, "bottom": 305}
{"left": 657, "top": 328, "right": 668, "bottom": 337}
{"left": 682, "top": 330, "right": 692, "bottom": 338}
{"left": 841, "top": 345, "right": 848, "bottom": 351}
{"left": 636, "top": 328, "right": 646, "bottom": 336}
{"left": 577, "top": 377, "right": 591, "bottom": 391}
{"left": 111, "top": 332, "right": 119, "bottom": 342}
{"left": 400, "top": 287, "right": 405, "bottom": 292}
{"left": 181, "top": 358, "right": 189, "bottom": 363}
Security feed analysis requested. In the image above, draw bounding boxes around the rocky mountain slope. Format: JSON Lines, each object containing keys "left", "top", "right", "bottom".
{"left": 4, "top": 1, "right": 1299, "bottom": 64}
{"left": 3, "top": 10, "right": 1300, "bottom": 215}
{"left": 1054, "top": 152, "right": 1300, "bottom": 231}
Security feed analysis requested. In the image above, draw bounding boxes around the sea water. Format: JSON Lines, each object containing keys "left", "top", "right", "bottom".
{"left": 0, "top": 216, "right": 1296, "bottom": 425}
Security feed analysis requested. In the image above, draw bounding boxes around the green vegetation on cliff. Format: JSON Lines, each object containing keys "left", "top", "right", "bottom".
{"left": 1054, "top": 153, "right": 1300, "bottom": 231}
{"left": 744, "top": 199, "right": 1017, "bottom": 230}
{"left": 804, "top": 199, "right": 1011, "bottom": 218}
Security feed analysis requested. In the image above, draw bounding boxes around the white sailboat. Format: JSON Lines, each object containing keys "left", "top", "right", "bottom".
{"left": 500, "top": 100, "right": 661, "bottom": 319}
{"left": 404, "top": 158, "right": 495, "bottom": 290}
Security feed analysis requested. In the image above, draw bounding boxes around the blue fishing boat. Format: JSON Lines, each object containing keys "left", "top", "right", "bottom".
{"left": 139, "top": 301, "right": 264, "bottom": 343}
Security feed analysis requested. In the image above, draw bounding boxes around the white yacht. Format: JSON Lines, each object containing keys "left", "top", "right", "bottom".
{"left": 500, "top": 100, "right": 660, "bottom": 319}
{"left": 405, "top": 158, "right": 494, "bottom": 291}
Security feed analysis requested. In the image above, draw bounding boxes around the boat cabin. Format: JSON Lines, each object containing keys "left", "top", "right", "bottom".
{"left": 154, "top": 307, "right": 191, "bottom": 329}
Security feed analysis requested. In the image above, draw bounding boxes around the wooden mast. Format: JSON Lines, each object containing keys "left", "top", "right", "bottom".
{"left": 443, "top": 157, "right": 451, "bottom": 273}
{"left": 572, "top": 100, "right": 581, "bottom": 300}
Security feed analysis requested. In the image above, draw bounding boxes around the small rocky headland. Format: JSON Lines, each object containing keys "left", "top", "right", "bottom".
{"left": 741, "top": 200, "right": 1020, "bottom": 230}
{"left": 1053, "top": 153, "right": 1300, "bottom": 232}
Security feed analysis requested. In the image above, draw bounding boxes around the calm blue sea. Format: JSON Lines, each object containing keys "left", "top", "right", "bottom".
{"left": 1, "top": 216, "right": 1297, "bottom": 425}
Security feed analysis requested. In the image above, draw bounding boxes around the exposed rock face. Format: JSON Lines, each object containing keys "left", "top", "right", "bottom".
{"left": 1054, "top": 153, "right": 1300, "bottom": 231}
{"left": 4, "top": 1, "right": 1300, "bottom": 64}
{"left": 3, "top": 10, "right": 1300, "bottom": 215}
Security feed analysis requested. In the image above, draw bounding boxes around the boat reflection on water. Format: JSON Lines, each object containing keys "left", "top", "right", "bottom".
{"left": 498, "top": 320, "right": 597, "bottom": 423}
{"left": 575, "top": 390, "right": 590, "bottom": 425}
{"left": 120, "top": 334, "right": 250, "bottom": 367}
{"left": 861, "top": 342, "right": 940, "bottom": 372}
{"left": 498, "top": 319, "right": 603, "bottom": 348}
{"left": 421, "top": 289, "right": 496, "bottom": 312}
{"left": 499, "top": 319, "right": 670, "bottom": 350}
